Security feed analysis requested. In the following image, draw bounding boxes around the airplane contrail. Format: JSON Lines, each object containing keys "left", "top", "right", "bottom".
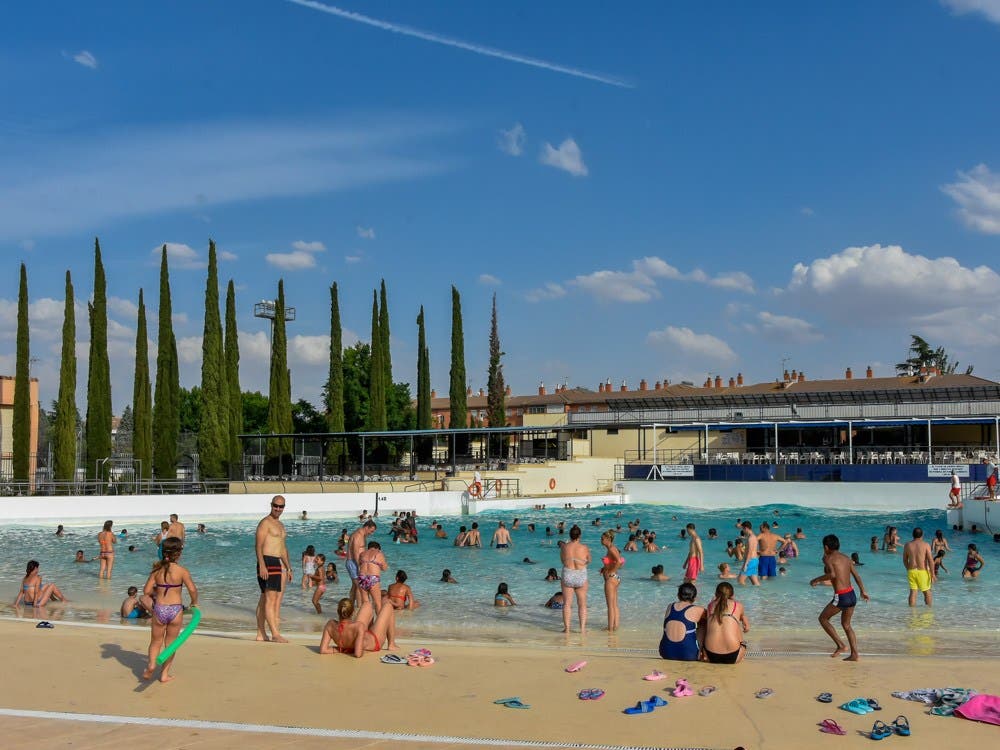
{"left": 285, "top": 0, "right": 634, "bottom": 89}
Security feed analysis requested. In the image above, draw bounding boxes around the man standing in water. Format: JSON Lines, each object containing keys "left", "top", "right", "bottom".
{"left": 682, "top": 523, "right": 704, "bottom": 583}
{"left": 255, "top": 495, "right": 293, "bottom": 642}
{"left": 757, "top": 522, "right": 782, "bottom": 580}
{"left": 903, "top": 527, "right": 935, "bottom": 607}
{"left": 738, "top": 521, "right": 760, "bottom": 586}
{"left": 491, "top": 521, "right": 512, "bottom": 549}
{"left": 347, "top": 520, "right": 377, "bottom": 605}
{"left": 167, "top": 513, "right": 186, "bottom": 541}
{"left": 811, "top": 534, "right": 870, "bottom": 661}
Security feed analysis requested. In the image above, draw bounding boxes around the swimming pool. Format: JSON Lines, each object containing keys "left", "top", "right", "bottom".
{"left": 3, "top": 503, "right": 997, "bottom": 655}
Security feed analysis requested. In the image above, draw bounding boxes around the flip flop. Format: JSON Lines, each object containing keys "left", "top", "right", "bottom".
{"left": 891, "top": 715, "right": 911, "bottom": 736}
{"left": 673, "top": 679, "right": 694, "bottom": 697}
{"left": 643, "top": 670, "right": 667, "bottom": 681}
{"left": 648, "top": 695, "right": 668, "bottom": 707}
{"left": 867, "top": 698, "right": 883, "bottom": 711}
{"left": 35, "top": 621, "right": 54, "bottom": 629}
{"left": 870, "top": 719, "right": 893, "bottom": 740}
{"left": 817, "top": 692, "right": 833, "bottom": 703}
{"left": 623, "top": 700, "right": 655, "bottom": 715}
{"left": 504, "top": 699, "right": 530, "bottom": 709}
{"left": 699, "top": 685, "right": 717, "bottom": 697}
{"left": 380, "top": 654, "right": 406, "bottom": 664}
{"left": 842, "top": 699, "right": 872, "bottom": 715}
{"left": 565, "top": 661, "right": 587, "bottom": 673}
{"left": 494, "top": 697, "right": 521, "bottom": 705}
{"left": 819, "top": 719, "right": 847, "bottom": 736}
{"left": 755, "top": 688, "right": 774, "bottom": 699}
{"left": 579, "top": 688, "right": 605, "bottom": 700}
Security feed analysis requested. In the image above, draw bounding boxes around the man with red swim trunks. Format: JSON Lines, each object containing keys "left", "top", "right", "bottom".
{"left": 947, "top": 471, "right": 962, "bottom": 508}
{"left": 682, "top": 523, "right": 704, "bottom": 583}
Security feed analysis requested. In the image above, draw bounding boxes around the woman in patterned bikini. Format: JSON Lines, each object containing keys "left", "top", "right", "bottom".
{"left": 142, "top": 537, "right": 198, "bottom": 683}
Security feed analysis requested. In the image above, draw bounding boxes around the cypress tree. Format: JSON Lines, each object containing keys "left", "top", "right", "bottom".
{"left": 153, "top": 246, "right": 180, "bottom": 479}
{"left": 367, "top": 290, "right": 387, "bottom": 430}
{"left": 224, "top": 279, "right": 243, "bottom": 471}
{"left": 416, "top": 306, "right": 432, "bottom": 430}
{"left": 198, "top": 240, "right": 228, "bottom": 479}
{"left": 53, "top": 271, "right": 77, "bottom": 483}
{"left": 379, "top": 278, "right": 392, "bottom": 393}
{"left": 325, "top": 283, "right": 345, "bottom": 467}
{"left": 12, "top": 263, "right": 31, "bottom": 482}
{"left": 487, "top": 293, "right": 506, "bottom": 429}
{"left": 266, "top": 280, "right": 293, "bottom": 458}
{"left": 449, "top": 285, "right": 467, "bottom": 429}
{"left": 85, "top": 239, "right": 112, "bottom": 481}
{"left": 132, "top": 289, "right": 153, "bottom": 480}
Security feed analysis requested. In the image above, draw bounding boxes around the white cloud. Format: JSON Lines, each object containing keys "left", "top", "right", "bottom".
{"left": 566, "top": 256, "right": 755, "bottom": 303}
{"left": 108, "top": 296, "right": 139, "bottom": 319}
{"left": 292, "top": 240, "right": 326, "bottom": 252}
{"left": 265, "top": 250, "right": 317, "bottom": 270}
{"left": 151, "top": 243, "right": 205, "bottom": 270}
{"left": 706, "top": 271, "right": 755, "bottom": 293}
{"left": 219, "top": 250, "right": 238, "bottom": 261}
{"left": 345, "top": 254, "right": 363, "bottom": 264}
{"left": 539, "top": 138, "right": 588, "bottom": 177}
{"left": 176, "top": 335, "right": 203, "bottom": 365}
{"left": 478, "top": 273, "right": 502, "bottom": 286}
{"left": 942, "top": 164, "right": 1000, "bottom": 234}
{"left": 800, "top": 206, "right": 815, "bottom": 217}
{"left": 498, "top": 123, "right": 526, "bottom": 156}
{"left": 107, "top": 318, "right": 134, "bottom": 341}
{"left": 356, "top": 226, "right": 375, "bottom": 239}
{"left": 73, "top": 50, "right": 99, "bottom": 69}
{"left": 940, "top": 0, "right": 1000, "bottom": 24}
{"left": 755, "top": 311, "right": 823, "bottom": 343}
{"left": 788, "top": 244, "right": 1000, "bottom": 318}
{"left": 289, "top": 335, "right": 330, "bottom": 366}
{"left": 524, "top": 282, "right": 567, "bottom": 303}
{"left": 647, "top": 326, "right": 737, "bottom": 361}
{"left": 172, "top": 312, "right": 189, "bottom": 326}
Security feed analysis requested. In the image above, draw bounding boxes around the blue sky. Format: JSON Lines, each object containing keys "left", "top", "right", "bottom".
{"left": 3, "top": 0, "right": 1000, "bottom": 413}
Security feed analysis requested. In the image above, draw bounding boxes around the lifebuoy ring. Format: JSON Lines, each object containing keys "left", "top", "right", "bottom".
{"left": 495, "top": 479, "right": 502, "bottom": 492}
{"left": 548, "top": 478, "right": 556, "bottom": 490}
{"left": 470, "top": 481, "right": 482, "bottom": 497}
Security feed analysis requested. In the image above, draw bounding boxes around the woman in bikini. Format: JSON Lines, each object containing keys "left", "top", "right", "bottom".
{"left": 98, "top": 520, "right": 117, "bottom": 579}
{"left": 559, "top": 524, "right": 591, "bottom": 633}
{"left": 15, "top": 561, "right": 67, "bottom": 607}
{"left": 700, "top": 581, "right": 750, "bottom": 664}
{"left": 387, "top": 570, "right": 418, "bottom": 609}
{"left": 493, "top": 582, "right": 516, "bottom": 607}
{"left": 319, "top": 597, "right": 397, "bottom": 657}
{"left": 600, "top": 530, "right": 623, "bottom": 632}
{"left": 142, "top": 536, "right": 197, "bottom": 683}
{"left": 932, "top": 530, "right": 951, "bottom": 556}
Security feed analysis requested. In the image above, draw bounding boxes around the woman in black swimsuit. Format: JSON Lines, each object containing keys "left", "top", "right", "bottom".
{"left": 700, "top": 582, "right": 750, "bottom": 664}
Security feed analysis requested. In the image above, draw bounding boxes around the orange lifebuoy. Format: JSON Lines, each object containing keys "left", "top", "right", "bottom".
{"left": 548, "top": 478, "right": 556, "bottom": 490}
{"left": 495, "top": 479, "right": 502, "bottom": 492}
{"left": 470, "top": 481, "right": 482, "bottom": 497}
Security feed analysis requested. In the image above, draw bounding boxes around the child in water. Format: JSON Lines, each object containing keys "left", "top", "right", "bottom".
{"left": 440, "top": 568, "right": 457, "bottom": 583}
{"left": 301, "top": 545, "right": 317, "bottom": 589}
{"left": 494, "top": 582, "right": 516, "bottom": 607}
{"left": 326, "top": 561, "right": 338, "bottom": 582}
{"left": 310, "top": 554, "right": 327, "bottom": 613}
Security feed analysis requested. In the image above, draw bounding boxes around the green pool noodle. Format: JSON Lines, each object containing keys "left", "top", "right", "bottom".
{"left": 156, "top": 605, "right": 202, "bottom": 664}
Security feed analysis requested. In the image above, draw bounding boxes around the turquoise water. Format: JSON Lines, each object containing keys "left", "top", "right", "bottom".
{"left": 2, "top": 503, "right": 997, "bottom": 654}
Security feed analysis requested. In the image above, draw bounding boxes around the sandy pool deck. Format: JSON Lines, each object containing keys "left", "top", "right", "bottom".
{"left": 0, "top": 619, "right": 997, "bottom": 750}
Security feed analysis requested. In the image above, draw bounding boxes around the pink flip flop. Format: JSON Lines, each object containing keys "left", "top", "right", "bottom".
{"left": 565, "top": 661, "right": 587, "bottom": 673}
{"left": 643, "top": 670, "right": 667, "bottom": 681}
{"left": 673, "top": 679, "right": 694, "bottom": 697}
{"left": 819, "top": 719, "right": 847, "bottom": 735}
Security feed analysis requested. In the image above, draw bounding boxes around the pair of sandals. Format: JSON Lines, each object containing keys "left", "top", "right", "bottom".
{"left": 842, "top": 697, "right": 882, "bottom": 714}
{"left": 623, "top": 695, "right": 667, "bottom": 714}
{"left": 578, "top": 688, "right": 605, "bottom": 700}
{"left": 871, "top": 716, "right": 910, "bottom": 740}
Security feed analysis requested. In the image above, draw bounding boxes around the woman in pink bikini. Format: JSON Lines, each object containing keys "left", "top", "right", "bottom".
{"left": 600, "top": 530, "right": 624, "bottom": 632}
{"left": 142, "top": 537, "right": 197, "bottom": 682}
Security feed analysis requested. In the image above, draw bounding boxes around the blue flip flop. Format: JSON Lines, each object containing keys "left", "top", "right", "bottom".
{"left": 842, "top": 698, "right": 872, "bottom": 715}
{"left": 891, "top": 715, "right": 911, "bottom": 736}
{"left": 648, "top": 695, "right": 668, "bottom": 707}
{"left": 623, "top": 700, "right": 655, "bottom": 715}
{"left": 870, "top": 719, "right": 893, "bottom": 740}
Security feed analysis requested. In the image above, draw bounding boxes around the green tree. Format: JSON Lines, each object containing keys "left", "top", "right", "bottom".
{"left": 153, "top": 246, "right": 180, "bottom": 479}
{"left": 53, "top": 271, "right": 78, "bottom": 483}
{"left": 178, "top": 386, "right": 203, "bottom": 434}
{"left": 115, "top": 405, "right": 134, "bottom": 454}
{"left": 266, "top": 280, "right": 293, "bottom": 458}
{"left": 198, "top": 241, "right": 229, "bottom": 479}
{"left": 85, "top": 239, "right": 112, "bottom": 480}
{"left": 132, "top": 288, "right": 153, "bottom": 479}
{"left": 387, "top": 381, "right": 416, "bottom": 431}
{"left": 895, "top": 335, "right": 973, "bottom": 376}
{"left": 293, "top": 399, "right": 328, "bottom": 433}
{"left": 449, "top": 285, "right": 467, "bottom": 430}
{"left": 12, "top": 263, "right": 31, "bottom": 482}
{"left": 486, "top": 293, "right": 506, "bottom": 439}
{"left": 242, "top": 391, "right": 270, "bottom": 433}
{"left": 224, "top": 280, "right": 243, "bottom": 470}
{"left": 367, "top": 290, "right": 387, "bottom": 430}
{"left": 416, "top": 306, "right": 431, "bottom": 429}
{"left": 325, "top": 283, "right": 346, "bottom": 467}
{"left": 343, "top": 342, "right": 371, "bottom": 432}
{"left": 379, "top": 278, "right": 392, "bottom": 398}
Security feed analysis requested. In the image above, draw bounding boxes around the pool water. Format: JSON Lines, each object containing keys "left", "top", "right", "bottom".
{"left": 2, "top": 503, "right": 997, "bottom": 654}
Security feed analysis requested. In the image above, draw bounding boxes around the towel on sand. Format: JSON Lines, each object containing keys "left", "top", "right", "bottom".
{"left": 955, "top": 694, "right": 1000, "bottom": 726}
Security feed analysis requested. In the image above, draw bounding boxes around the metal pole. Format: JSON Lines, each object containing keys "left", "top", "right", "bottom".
{"left": 652, "top": 423, "right": 658, "bottom": 467}
{"left": 451, "top": 432, "right": 456, "bottom": 476}
{"left": 927, "top": 419, "right": 933, "bottom": 465}
{"left": 361, "top": 436, "right": 366, "bottom": 480}
{"left": 995, "top": 416, "right": 998, "bottom": 460}
{"left": 848, "top": 421, "right": 853, "bottom": 464}
{"left": 774, "top": 422, "right": 779, "bottom": 460}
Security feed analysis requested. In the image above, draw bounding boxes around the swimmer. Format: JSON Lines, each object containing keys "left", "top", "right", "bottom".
{"left": 650, "top": 564, "right": 670, "bottom": 582}
{"left": 560, "top": 524, "right": 591, "bottom": 633}
{"left": 142, "top": 537, "right": 198, "bottom": 682}
{"left": 387, "top": 570, "right": 418, "bottom": 610}
{"left": 544, "top": 567, "right": 559, "bottom": 582}
{"left": 490, "top": 521, "right": 512, "bottom": 549}
{"left": 850, "top": 552, "right": 864, "bottom": 566}
{"left": 120, "top": 585, "right": 150, "bottom": 619}
{"left": 523, "top": 557, "right": 537, "bottom": 564}
{"left": 778, "top": 567, "right": 787, "bottom": 575}
{"left": 196, "top": 523, "right": 206, "bottom": 533}
{"left": 434, "top": 524, "right": 447, "bottom": 538}
{"left": 933, "top": 549, "right": 948, "bottom": 575}
{"left": 310, "top": 554, "right": 328, "bottom": 613}
{"left": 623, "top": 534, "right": 639, "bottom": 552}
{"left": 707, "top": 528, "right": 718, "bottom": 540}
{"left": 718, "top": 562, "right": 738, "bottom": 579}
{"left": 545, "top": 591, "right": 565, "bottom": 609}
{"left": 494, "top": 582, "right": 516, "bottom": 607}
{"left": 962, "top": 544, "right": 985, "bottom": 578}
{"left": 326, "top": 562, "right": 338, "bottom": 581}
{"left": 870, "top": 536, "right": 879, "bottom": 552}
{"left": 683, "top": 523, "right": 704, "bottom": 583}
{"left": 97, "top": 520, "right": 117, "bottom": 579}
{"left": 74, "top": 550, "right": 94, "bottom": 563}
{"left": 319, "top": 597, "right": 398, "bottom": 658}
{"left": 795, "top": 528, "right": 806, "bottom": 539}
{"left": 440, "top": 568, "right": 457, "bottom": 583}
{"left": 300, "top": 511, "right": 308, "bottom": 520}
{"left": 55, "top": 525, "right": 65, "bottom": 537}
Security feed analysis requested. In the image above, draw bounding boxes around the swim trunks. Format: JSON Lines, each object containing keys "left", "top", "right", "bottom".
{"left": 345, "top": 559, "right": 359, "bottom": 581}
{"left": 561, "top": 568, "right": 587, "bottom": 588}
{"left": 742, "top": 557, "right": 760, "bottom": 578}
{"left": 257, "top": 554, "right": 284, "bottom": 593}
{"left": 357, "top": 574, "right": 380, "bottom": 591}
{"left": 950, "top": 488, "right": 961, "bottom": 499}
{"left": 684, "top": 557, "right": 702, "bottom": 581}
{"left": 495, "top": 543, "right": 509, "bottom": 549}
{"left": 907, "top": 568, "right": 932, "bottom": 592}
{"left": 831, "top": 587, "right": 857, "bottom": 610}
{"left": 758, "top": 555, "right": 777, "bottom": 578}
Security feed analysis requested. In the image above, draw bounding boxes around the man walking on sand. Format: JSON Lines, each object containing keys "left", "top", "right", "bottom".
{"left": 738, "top": 521, "right": 760, "bottom": 586}
{"left": 811, "top": 534, "right": 870, "bottom": 661}
{"left": 682, "top": 523, "right": 704, "bottom": 583}
{"left": 347, "top": 520, "right": 377, "bottom": 605}
{"left": 903, "top": 527, "right": 935, "bottom": 607}
{"left": 255, "top": 495, "right": 293, "bottom": 642}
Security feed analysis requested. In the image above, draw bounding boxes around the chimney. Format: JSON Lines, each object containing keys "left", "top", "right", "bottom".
{"left": 704, "top": 377, "right": 712, "bottom": 388}
{"left": 866, "top": 366, "right": 873, "bottom": 379}
{"left": 729, "top": 377, "right": 736, "bottom": 388}
{"left": 846, "top": 367, "right": 853, "bottom": 380}
{"left": 505, "top": 385, "right": 511, "bottom": 396}
{"left": 783, "top": 369, "right": 791, "bottom": 383}
{"left": 639, "top": 379, "right": 648, "bottom": 391}
{"left": 478, "top": 388, "right": 484, "bottom": 397}
{"left": 737, "top": 372, "right": 744, "bottom": 386}
{"left": 620, "top": 380, "right": 628, "bottom": 392}
{"left": 467, "top": 385, "right": 472, "bottom": 396}
{"left": 598, "top": 382, "right": 604, "bottom": 393}
{"left": 538, "top": 382, "right": 546, "bottom": 396}
{"left": 654, "top": 380, "right": 661, "bottom": 390}
{"left": 798, "top": 372, "right": 805, "bottom": 382}
{"left": 791, "top": 369, "right": 797, "bottom": 381}
{"left": 715, "top": 375, "right": 722, "bottom": 389}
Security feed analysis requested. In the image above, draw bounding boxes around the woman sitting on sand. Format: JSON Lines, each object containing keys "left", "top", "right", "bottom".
{"left": 699, "top": 581, "right": 750, "bottom": 664}
{"left": 15, "top": 560, "right": 67, "bottom": 607}
{"left": 659, "top": 582, "right": 705, "bottom": 662}
{"left": 319, "top": 597, "right": 398, "bottom": 657}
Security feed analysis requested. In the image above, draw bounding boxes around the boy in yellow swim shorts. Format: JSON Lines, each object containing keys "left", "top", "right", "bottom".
{"left": 903, "top": 527, "right": 935, "bottom": 607}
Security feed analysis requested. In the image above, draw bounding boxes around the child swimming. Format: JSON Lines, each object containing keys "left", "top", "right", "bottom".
{"left": 494, "top": 582, "right": 516, "bottom": 607}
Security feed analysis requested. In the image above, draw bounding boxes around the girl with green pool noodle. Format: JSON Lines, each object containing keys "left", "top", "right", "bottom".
{"left": 142, "top": 537, "right": 198, "bottom": 682}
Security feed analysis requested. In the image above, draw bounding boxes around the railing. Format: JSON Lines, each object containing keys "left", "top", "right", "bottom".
{"left": 0, "top": 479, "right": 230, "bottom": 497}
{"left": 624, "top": 445, "right": 995, "bottom": 466}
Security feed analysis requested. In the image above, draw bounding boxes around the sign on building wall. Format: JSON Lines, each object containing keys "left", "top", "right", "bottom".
{"left": 927, "top": 464, "right": 970, "bottom": 478}
{"left": 660, "top": 464, "right": 695, "bottom": 477}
